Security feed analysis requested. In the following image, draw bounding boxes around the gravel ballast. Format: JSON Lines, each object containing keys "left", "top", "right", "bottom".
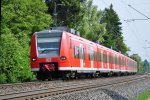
{"left": 43, "top": 76, "right": 150, "bottom": 100}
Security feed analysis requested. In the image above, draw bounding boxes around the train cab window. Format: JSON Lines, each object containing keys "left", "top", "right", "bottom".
{"left": 74, "top": 46, "right": 79, "bottom": 58}
{"left": 36, "top": 32, "right": 62, "bottom": 58}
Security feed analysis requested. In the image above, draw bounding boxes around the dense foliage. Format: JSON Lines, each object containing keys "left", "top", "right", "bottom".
{"left": 1, "top": 0, "right": 52, "bottom": 83}
{"left": 46, "top": 0, "right": 106, "bottom": 43}
{"left": 101, "top": 4, "right": 129, "bottom": 54}
{"left": 0, "top": 0, "right": 149, "bottom": 83}
{"left": 78, "top": 0, "right": 106, "bottom": 43}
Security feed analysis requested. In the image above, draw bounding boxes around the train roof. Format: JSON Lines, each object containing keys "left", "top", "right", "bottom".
{"left": 35, "top": 28, "right": 136, "bottom": 62}
{"left": 64, "top": 31, "right": 136, "bottom": 62}
{"left": 36, "top": 30, "right": 63, "bottom": 33}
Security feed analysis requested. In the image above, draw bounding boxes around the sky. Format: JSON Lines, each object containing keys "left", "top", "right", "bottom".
{"left": 93, "top": 0, "right": 150, "bottom": 62}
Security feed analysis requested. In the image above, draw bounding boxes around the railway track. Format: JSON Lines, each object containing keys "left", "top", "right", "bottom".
{"left": 0, "top": 74, "right": 149, "bottom": 100}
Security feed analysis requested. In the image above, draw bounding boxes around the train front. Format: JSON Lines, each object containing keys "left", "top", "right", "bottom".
{"left": 30, "top": 30, "right": 62, "bottom": 80}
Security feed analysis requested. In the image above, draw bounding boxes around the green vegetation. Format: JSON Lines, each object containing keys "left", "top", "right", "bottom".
{"left": 46, "top": 0, "right": 106, "bottom": 43}
{"left": 130, "top": 54, "right": 150, "bottom": 74}
{"left": 136, "top": 90, "right": 150, "bottom": 100}
{"left": 1, "top": 0, "right": 149, "bottom": 83}
{"left": 1, "top": 0, "right": 52, "bottom": 83}
{"left": 101, "top": 4, "right": 129, "bottom": 54}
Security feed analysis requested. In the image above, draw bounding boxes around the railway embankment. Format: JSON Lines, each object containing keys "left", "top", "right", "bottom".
{"left": 45, "top": 74, "right": 150, "bottom": 100}
{"left": 0, "top": 74, "right": 149, "bottom": 100}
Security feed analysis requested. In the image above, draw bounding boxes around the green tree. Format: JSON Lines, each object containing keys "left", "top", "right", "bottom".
{"left": 1, "top": 0, "right": 52, "bottom": 83}
{"left": 46, "top": 0, "right": 106, "bottom": 43}
{"left": 46, "top": 0, "right": 82, "bottom": 27}
{"left": 101, "top": 4, "right": 129, "bottom": 54}
{"left": 143, "top": 60, "right": 150, "bottom": 73}
{"left": 77, "top": 0, "right": 106, "bottom": 43}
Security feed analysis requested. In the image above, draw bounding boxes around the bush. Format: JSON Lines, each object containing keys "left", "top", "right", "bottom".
{"left": 0, "top": 74, "right": 7, "bottom": 84}
{"left": 1, "top": 0, "right": 52, "bottom": 83}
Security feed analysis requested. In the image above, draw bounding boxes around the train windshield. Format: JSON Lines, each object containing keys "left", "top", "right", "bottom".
{"left": 36, "top": 32, "right": 62, "bottom": 58}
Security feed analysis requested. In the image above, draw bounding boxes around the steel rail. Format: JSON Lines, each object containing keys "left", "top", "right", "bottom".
{"left": 0, "top": 75, "right": 142, "bottom": 96}
{"left": 0, "top": 74, "right": 149, "bottom": 100}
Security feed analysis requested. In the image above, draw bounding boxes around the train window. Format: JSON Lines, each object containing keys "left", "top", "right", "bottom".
{"left": 74, "top": 46, "right": 79, "bottom": 58}
{"left": 88, "top": 50, "right": 90, "bottom": 60}
{"left": 98, "top": 53, "right": 101, "bottom": 62}
{"left": 123, "top": 58, "right": 125, "bottom": 66}
{"left": 113, "top": 55, "right": 115, "bottom": 64}
{"left": 118, "top": 57, "right": 120, "bottom": 65}
{"left": 94, "top": 51, "right": 97, "bottom": 61}
{"left": 122, "top": 58, "right": 124, "bottom": 66}
{"left": 112, "top": 56, "right": 114, "bottom": 64}
{"left": 109, "top": 55, "right": 112, "bottom": 64}
{"left": 116, "top": 56, "right": 118, "bottom": 65}
{"left": 79, "top": 47, "right": 85, "bottom": 59}
{"left": 83, "top": 48, "right": 85, "bottom": 60}
{"left": 101, "top": 53, "right": 103, "bottom": 62}
{"left": 103, "top": 53, "right": 107, "bottom": 63}
{"left": 70, "top": 39, "right": 72, "bottom": 49}
{"left": 103, "top": 54, "right": 105, "bottom": 62}
{"left": 109, "top": 55, "right": 111, "bottom": 63}
{"left": 98, "top": 52, "right": 101, "bottom": 62}
{"left": 107, "top": 53, "right": 109, "bottom": 63}
{"left": 120, "top": 57, "right": 122, "bottom": 66}
{"left": 97, "top": 53, "right": 99, "bottom": 61}
{"left": 93, "top": 51, "right": 95, "bottom": 61}
{"left": 88, "top": 50, "right": 94, "bottom": 61}
{"left": 120, "top": 57, "right": 122, "bottom": 65}
{"left": 37, "top": 37, "right": 61, "bottom": 58}
{"left": 128, "top": 60, "right": 130, "bottom": 67}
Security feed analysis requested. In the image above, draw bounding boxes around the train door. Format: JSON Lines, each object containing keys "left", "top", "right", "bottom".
{"left": 79, "top": 44, "right": 84, "bottom": 69}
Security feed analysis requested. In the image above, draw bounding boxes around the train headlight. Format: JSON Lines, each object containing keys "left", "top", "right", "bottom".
{"left": 32, "top": 58, "right": 36, "bottom": 62}
{"left": 60, "top": 56, "right": 67, "bottom": 60}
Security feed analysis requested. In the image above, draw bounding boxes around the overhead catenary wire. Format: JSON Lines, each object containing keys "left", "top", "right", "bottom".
{"left": 128, "top": 5, "right": 150, "bottom": 19}
{"left": 124, "top": 5, "right": 150, "bottom": 22}
{"left": 120, "top": 0, "right": 149, "bottom": 60}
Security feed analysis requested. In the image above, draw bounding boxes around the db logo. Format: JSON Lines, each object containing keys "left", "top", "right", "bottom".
{"left": 46, "top": 58, "right": 51, "bottom": 62}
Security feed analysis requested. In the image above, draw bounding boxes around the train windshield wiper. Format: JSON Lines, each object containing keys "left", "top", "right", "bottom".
{"left": 40, "top": 48, "right": 59, "bottom": 54}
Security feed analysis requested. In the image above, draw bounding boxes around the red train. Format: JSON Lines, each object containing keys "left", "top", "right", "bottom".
{"left": 30, "top": 27, "right": 137, "bottom": 80}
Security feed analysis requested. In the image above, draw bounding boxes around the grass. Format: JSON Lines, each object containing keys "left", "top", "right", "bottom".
{"left": 136, "top": 90, "right": 150, "bottom": 100}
